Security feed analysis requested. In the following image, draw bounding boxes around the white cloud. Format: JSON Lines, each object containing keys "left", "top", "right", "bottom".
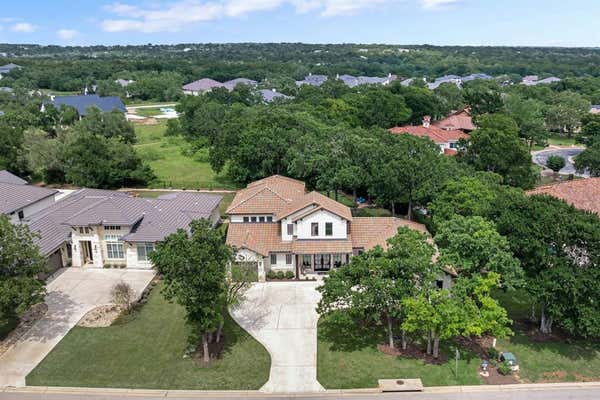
{"left": 100, "top": 0, "right": 416, "bottom": 32}
{"left": 420, "top": 0, "right": 459, "bottom": 10}
{"left": 57, "top": 29, "right": 78, "bottom": 40}
{"left": 11, "top": 22, "right": 37, "bottom": 33}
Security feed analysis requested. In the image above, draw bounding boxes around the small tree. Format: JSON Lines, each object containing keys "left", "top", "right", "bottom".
{"left": 546, "top": 155, "right": 566, "bottom": 174}
{"left": 149, "top": 220, "right": 232, "bottom": 363}
{"left": 111, "top": 281, "right": 135, "bottom": 312}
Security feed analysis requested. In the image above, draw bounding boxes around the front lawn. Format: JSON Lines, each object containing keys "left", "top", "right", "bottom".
{"left": 317, "top": 312, "right": 482, "bottom": 389}
{"left": 134, "top": 122, "right": 239, "bottom": 190}
{"left": 27, "top": 283, "right": 270, "bottom": 390}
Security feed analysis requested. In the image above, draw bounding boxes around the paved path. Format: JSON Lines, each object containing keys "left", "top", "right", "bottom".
{"left": 230, "top": 282, "right": 324, "bottom": 393}
{"left": 0, "top": 268, "right": 155, "bottom": 388}
{"left": 532, "top": 147, "right": 588, "bottom": 177}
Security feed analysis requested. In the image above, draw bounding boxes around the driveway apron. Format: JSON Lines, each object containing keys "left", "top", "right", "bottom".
{"left": 230, "top": 281, "right": 324, "bottom": 393}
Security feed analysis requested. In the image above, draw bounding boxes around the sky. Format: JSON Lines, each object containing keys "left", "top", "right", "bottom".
{"left": 0, "top": 0, "right": 598, "bottom": 47}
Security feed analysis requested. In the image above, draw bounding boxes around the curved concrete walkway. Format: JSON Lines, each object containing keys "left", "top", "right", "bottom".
{"left": 230, "top": 281, "right": 324, "bottom": 393}
{"left": 0, "top": 268, "right": 155, "bottom": 388}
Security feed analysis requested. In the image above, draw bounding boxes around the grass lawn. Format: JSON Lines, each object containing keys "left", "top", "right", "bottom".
{"left": 317, "top": 312, "right": 482, "bottom": 389}
{"left": 493, "top": 290, "right": 600, "bottom": 383}
{"left": 26, "top": 283, "right": 270, "bottom": 390}
{"left": 134, "top": 122, "right": 239, "bottom": 190}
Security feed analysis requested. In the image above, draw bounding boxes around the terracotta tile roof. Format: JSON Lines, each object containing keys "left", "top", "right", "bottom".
{"left": 433, "top": 108, "right": 476, "bottom": 132}
{"left": 389, "top": 125, "right": 469, "bottom": 144}
{"left": 351, "top": 217, "right": 428, "bottom": 250}
{"left": 292, "top": 239, "right": 353, "bottom": 254}
{"left": 276, "top": 191, "right": 353, "bottom": 221}
{"left": 226, "top": 175, "right": 305, "bottom": 215}
{"left": 527, "top": 178, "right": 600, "bottom": 215}
{"left": 226, "top": 223, "right": 291, "bottom": 256}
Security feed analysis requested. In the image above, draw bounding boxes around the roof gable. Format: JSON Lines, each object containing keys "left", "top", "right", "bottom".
{"left": 0, "top": 170, "right": 27, "bottom": 185}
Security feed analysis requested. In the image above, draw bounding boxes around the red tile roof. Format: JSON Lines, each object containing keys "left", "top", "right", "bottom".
{"left": 226, "top": 175, "right": 305, "bottom": 215}
{"left": 433, "top": 108, "right": 476, "bottom": 132}
{"left": 276, "top": 191, "right": 353, "bottom": 221}
{"left": 527, "top": 178, "right": 600, "bottom": 215}
{"left": 389, "top": 125, "right": 469, "bottom": 144}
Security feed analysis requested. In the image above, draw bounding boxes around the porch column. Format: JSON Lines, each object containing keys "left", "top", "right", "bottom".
{"left": 257, "top": 258, "right": 266, "bottom": 282}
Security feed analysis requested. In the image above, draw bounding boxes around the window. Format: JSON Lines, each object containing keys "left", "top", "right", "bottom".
{"left": 287, "top": 223, "right": 294, "bottom": 235}
{"left": 104, "top": 225, "right": 121, "bottom": 231}
{"left": 266, "top": 216, "right": 273, "bottom": 222}
{"left": 17, "top": 210, "right": 24, "bottom": 220}
{"left": 311, "top": 223, "right": 319, "bottom": 236}
{"left": 78, "top": 227, "right": 84, "bottom": 234}
{"left": 333, "top": 253, "right": 342, "bottom": 268}
{"left": 66, "top": 244, "right": 72, "bottom": 259}
{"left": 137, "top": 243, "right": 155, "bottom": 262}
{"left": 325, "top": 222, "right": 333, "bottom": 236}
{"left": 105, "top": 234, "right": 124, "bottom": 259}
{"left": 251, "top": 216, "right": 257, "bottom": 222}
{"left": 259, "top": 216, "right": 265, "bottom": 223}
{"left": 270, "top": 254, "right": 277, "bottom": 265}
{"left": 286, "top": 254, "right": 293, "bottom": 265}
{"left": 449, "top": 142, "right": 457, "bottom": 149}
{"left": 302, "top": 255, "right": 312, "bottom": 267}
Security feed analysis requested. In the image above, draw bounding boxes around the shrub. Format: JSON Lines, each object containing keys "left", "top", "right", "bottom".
{"left": 546, "top": 155, "right": 566, "bottom": 173}
{"left": 488, "top": 347, "right": 499, "bottom": 360}
{"left": 276, "top": 271, "right": 284, "bottom": 280}
{"left": 267, "top": 270, "right": 277, "bottom": 280}
{"left": 111, "top": 281, "right": 135, "bottom": 311}
{"left": 497, "top": 360, "right": 512, "bottom": 376}
{"left": 284, "top": 270, "right": 294, "bottom": 280}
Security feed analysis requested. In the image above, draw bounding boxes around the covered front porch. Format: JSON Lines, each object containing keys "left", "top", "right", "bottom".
{"left": 295, "top": 253, "right": 351, "bottom": 276}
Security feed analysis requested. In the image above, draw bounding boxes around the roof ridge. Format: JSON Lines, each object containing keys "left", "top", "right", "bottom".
{"left": 227, "top": 185, "right": 290, "bottom": 214}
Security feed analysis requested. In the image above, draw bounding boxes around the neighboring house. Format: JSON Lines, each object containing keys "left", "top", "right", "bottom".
{"left": 522, "top": 76, "right": 561, "bottom": 86}
{"left": 115, "top": 79, "right": 135, "bottom": 87}
{"left": 182, "top": 78, "right": 224, "bottom": 95}
{"left": 295, "top": 74, "right": 328, "bottom": 87}
{"left": 527, "top": 178, "right": 600, "bottom": 216}
{"left": 389, "top": 116, "right": 469, "bottom": 155}
{"left": 43, "top": 94, "right": 126, "bottom": 117}
{"left": 0, "top": 87, "right": 14, "bottom": 93}
{"left": 590, "top": 105, "right": 600, "bottom": 114}
{"left": 433, "top": 107, "right": 476, "bottom": 133}
{"left": 0, "top": 63, "right": 21, "bottom": 78}
{"left": 428, "top": 75, "right": 462, "bottom": 90}
{"left": 259, "top": 89, "right": 292, "bottom": 103}
{"left": 26, "top": 188, "right": 222, "bottom": 273}
{"left": 225, "top": 175, "right": 428, "bottom": 280}
{"left": 223, "top": 78, "right": 258, "bottom": 91}
{"left": 0, "top": 170, "right": 58, "bottom": 224}
{"left": 337, "top": 74, "right": 397, "bottom": 88}
{"left": 461, "top": 73, "right": 493, "bottom": 83}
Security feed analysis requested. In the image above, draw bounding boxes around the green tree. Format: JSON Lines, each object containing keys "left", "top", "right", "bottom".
{"left": 74, "top": 107, "right": 136, "bottom": 144}
{"left": 504, "top": 94, "right": 548, "bottom": 150}
{"left": 463, "top": 80, "right": 503, "bottom": 115}
{"left": 461, "top": 114, "right": 536, "bottom": 189}
{"left": 434, "top": 215, "right": 524, "bottom": 288}
{"left": 545, "top": 91, "right": 590, "bottom": 136}
{"left": 0, "top": 216, "right": 46, "bottom": 324}
{"left": 546, "top": 155, "right": 566, "bottom": 173}
{"left": 574, "top": 142, "right": 600, "bottom": 177}
{"left": 343, "top": 88, "right": 411, "bottom": 129}
{"left": 149, "top": 220, "right": 232, "bottom": 362}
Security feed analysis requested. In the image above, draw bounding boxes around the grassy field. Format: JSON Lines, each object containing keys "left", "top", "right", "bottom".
{"left": 532, "top": 134, "right": 579, "bottom": 151}
{"left": 134, "top": 122, "right": 238, "bottom": 190}
{"left": 317, "top": 312, "right": 482, "bottom": 389}
{"left": 493, "top": 290, "right": 600, "bottom": 383}
{"left": 27, "top": 283, "right": 271, "bottom": 390}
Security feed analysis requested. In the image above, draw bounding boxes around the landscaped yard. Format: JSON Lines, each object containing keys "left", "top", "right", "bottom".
{"left": 493, "top": 290, "right": 600, "bottom": 383}
{"left": 134, "top": 122, "right": 239, "bottom": 190}
{"left": 26, "top": 283, "right": 271, "bottom": 390}
{"left": 317, "top": 312, "right": 482, "bottom": 389}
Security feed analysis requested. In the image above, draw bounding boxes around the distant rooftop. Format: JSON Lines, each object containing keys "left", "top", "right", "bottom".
{"left": 48, "top": 94, "right": 126, "bottom": 116}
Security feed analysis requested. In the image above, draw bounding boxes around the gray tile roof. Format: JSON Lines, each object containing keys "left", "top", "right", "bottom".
{"left": 0, "top": 63, "right": 20, "bottom": 73}
{"left": 26, "top": 189, "right": 221, "bottom": 255}
{"left": 49, "top": 95, "right": 126, "bottom": 116}
{"left": 259, "top": 89, "right": 292, "bottom": 103}
{"left": 182, "top": 78, "right": 224, "bottom": 92}
{"left": 223, "top": 78, "right": 258, "bottom": 90}
{"left": 295, "top": 74, "right": 328, "bottom": 87}
{"left": 0, "top": 170, "right": 27, "bottom": 185}
{"left": 461, "top": 73, "right": 493, "bottom": 82}
{"left": 0, "top": 181, "right": 57, "bottom": 214}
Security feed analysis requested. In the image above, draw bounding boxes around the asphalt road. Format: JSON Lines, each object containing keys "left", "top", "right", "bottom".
{"left": 532, "top": 148, "right": 587, "bottom": 177}
{"left": 2, "top": 386, "right": 600, "bottom": 400}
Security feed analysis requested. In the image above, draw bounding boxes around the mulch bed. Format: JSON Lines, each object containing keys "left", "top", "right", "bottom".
{"left": 482, "top": 366, "right": 519, "bottom": 384}
{"left": 192, "top": 335, "right": 225, "bottom": 367}
{"left": 0, "top": 303, "right": 48, "bottom": 357}
{"left": 378, "top": 343, "right": 448, "bottom": 364}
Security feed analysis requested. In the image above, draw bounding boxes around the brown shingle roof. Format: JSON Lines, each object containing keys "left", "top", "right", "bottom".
{"left": 527, "top": 178, "right": 600, "bottom": 215}
{"left": 276, "top": 191, "right": 353, "bottom": 221}
{"left": 351, "top": 217, "right": 428, "bottom": 250}
{"left": 226, "top": 175, "right": 305, "bottom": 215}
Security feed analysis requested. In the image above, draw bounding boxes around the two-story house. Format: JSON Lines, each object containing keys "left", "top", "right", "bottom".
{"left": 226, "top": 175, "right": 428, "bottom": 280}
{"left": 389, "top": 116, "right": 469, "bottom": 155}
{"left": 27, "top": 188, "right": 222, "bottom": 273}
{"left": 0, "top": 170, "right": 58, "bottom": 224}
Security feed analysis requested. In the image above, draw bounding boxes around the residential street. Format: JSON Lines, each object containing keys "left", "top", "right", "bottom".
{"left": 0, "top": 268, "right": 155, "bottom": 388}
{"left": 230, "top": 282, "right": 324, "bottom": 393}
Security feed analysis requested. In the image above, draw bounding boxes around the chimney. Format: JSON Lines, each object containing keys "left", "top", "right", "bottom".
{"left": 422, "top": 115, "right": 431, "bottom": 128}
{"left": 272, "top": 88, "right": 277, "bottom": 93}
{"left": 388, "top": 73, "right": 392, "bottom": 78}
{"left": 336, "top": 73, "right": 340, "bottom": 79}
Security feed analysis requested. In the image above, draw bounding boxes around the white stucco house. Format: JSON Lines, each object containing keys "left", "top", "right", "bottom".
{"left": 0, "top": 170, "right": 58, "bottom": 224}
{"left": 389, "top": 116, "right": 470, "bottom": 156}
{"left": 25, "top": 188, "right": 221, "bottom": 273}
{"left": 226, "top": 175, "right": 431, "bottom": 281}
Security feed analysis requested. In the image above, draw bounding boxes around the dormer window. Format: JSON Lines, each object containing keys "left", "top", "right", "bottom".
{"left": 311, "top": 223, "right": 319, "bottom": 236}
{"left": 325, "top": 222, "right": 333, "bottom": 236}
{"left": 287, "top": 223, "right": 294, "bottom": 235}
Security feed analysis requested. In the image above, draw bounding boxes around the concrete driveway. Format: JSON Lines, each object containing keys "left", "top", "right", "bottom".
{"left": 230, "top": 281, "right": 324, "bottom": 393}
{"left": 0, "top": 268, "right": 155, "bottom": 388}
{"left": 532, "top": 147, "right": 588, "bottom": 177}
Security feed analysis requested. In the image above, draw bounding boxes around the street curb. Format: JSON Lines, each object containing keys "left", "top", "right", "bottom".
{"left": 3, "top": 383, "right": 600, "bottom": 397}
